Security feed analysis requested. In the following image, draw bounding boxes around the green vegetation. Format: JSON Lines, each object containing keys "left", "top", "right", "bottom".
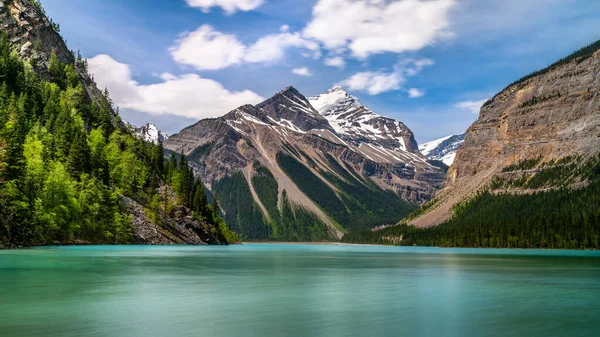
{"left": 276, "top": 151, "right": 416, "bottom": 232}
{"left": 0, "top": 34, "right": 232, "bottom": 246}
{"left": 31, "top": 0, "right": 61, "bottom": 33}
{"left": 212, "top": 172, "right": 271, "bottom": 240}
{"left": 251, "top": 163, "right": 332, "bottom": 241}
{"left": 213, "top": 162, "right": 332, "bottom": 242}
{"left": 518, "top": 91, "right": 561, "bottom": 108}
{"left": 502, "top": 156, "right": 542, "bottom": 172}
{"left": 343, "top": 154, "right": 600, "bottom": 249}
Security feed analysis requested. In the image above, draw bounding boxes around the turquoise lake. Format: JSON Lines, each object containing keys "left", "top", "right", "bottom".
{"left": 1, "top": 244, "right": 599, "bottom": 337}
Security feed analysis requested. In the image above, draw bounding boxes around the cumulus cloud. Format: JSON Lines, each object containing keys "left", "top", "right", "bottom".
{"left": 324, "top": 56, "right": 346, "bottom": 68}
{"left": 88, "top": 54, "right": 264, "bottom": 119}
{"left": 408, "top": 88, "right": 425, "bottom": 98}
{"left": 455, "top": 99, "right": 488, "bottom": 114}
{"left": 170, "top": 25, "right": 246, "bottom": 71}
{"left": 291, "top": 67, "right": 312, "bottom": 76}
{"left": 170, "top": 25, "right": 320, "bottom": 70}
{"left": 303, "top": 0, "right": 456, "bottom": 59}
{"left": 185, "top": 0, "right": 264, "bottom": 14}
{"left": 337, "top": 58, "right": 434, "bottom": 95}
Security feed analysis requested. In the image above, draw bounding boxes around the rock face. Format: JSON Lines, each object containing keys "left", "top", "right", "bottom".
{"left": 0, "top": 0, "right": 122, "bottom": 129}
{"left": 122, "top": 193, "right": 224, "bottom": 245}
{"left": 410, "top": 42, "right": 600, "bottom": 227}
{"left": 166, "top": 86, "right": 444, "bottom": 241}
{"left": 419, "top": 133, "right": 466, "bottom": 166}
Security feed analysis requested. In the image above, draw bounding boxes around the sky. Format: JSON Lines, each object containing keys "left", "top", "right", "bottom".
{"left": 43, "top": 0, "right": 600, "bottom": 143}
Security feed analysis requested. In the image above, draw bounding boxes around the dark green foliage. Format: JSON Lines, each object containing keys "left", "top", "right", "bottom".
{"left": 518, "top": 91, "right": 561, "bottom": 108}
{"left": 494, "top": 155, "right": 599, "bottom": 190}
{"left": 0, "top": 33, "right": 233, "bottom": 246}
{"left": 343, "top": 154, "right": 600, "bottom": 249}
{"left": 277, "top": 151, "right": 416, "bottom": 231}
{"left": 212, "top": 172, "right": 271, "bottom": 240}
{"left": 248, "top": 163, "right": 332, "bottom": 241}
{"left": 502, "top": 156, "right": 542, "bottom": 172}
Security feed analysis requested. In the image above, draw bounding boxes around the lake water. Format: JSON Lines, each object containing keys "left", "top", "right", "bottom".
{"left": 1, "top": 244, "right": 599, "bottom": 337}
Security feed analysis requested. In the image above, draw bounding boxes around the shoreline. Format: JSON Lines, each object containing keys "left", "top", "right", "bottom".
{"left": 243, "top": 241, "right": 391, "bottom": 247}
{"left": 2, "top": 242, "right": 598, "bottom": 251}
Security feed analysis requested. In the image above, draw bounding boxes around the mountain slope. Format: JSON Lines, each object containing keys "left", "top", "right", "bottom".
{"left": 0, "top": 0, "right": 123, "bottom": 130}
{"left": 166, "top": 86, "right": 444, "bottom": 241}
{"left": 419, "top": 133, "right": 465, "bottom": 166}
{"left": 0, "top": 0, "right": 234, "bottom": 247}
{"left": 343, "top": 39, "right": 600, "bottom": 249}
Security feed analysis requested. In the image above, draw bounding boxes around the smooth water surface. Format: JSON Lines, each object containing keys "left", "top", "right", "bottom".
{"left": 1, "top": 244, "right": 599, "bottom": 337}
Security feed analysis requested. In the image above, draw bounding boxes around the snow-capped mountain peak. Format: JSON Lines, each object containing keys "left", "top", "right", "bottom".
{"left": 308, "top": 86, "right": 363, "bottom": 117}
{"left": 419, "top": 133, "right": 465, "bottom": 166}
{"left": 308, "top": 86, "right": 422, "bottom": 160}
{"left": 134, "top": 123, "right": 169, "bottom": 144}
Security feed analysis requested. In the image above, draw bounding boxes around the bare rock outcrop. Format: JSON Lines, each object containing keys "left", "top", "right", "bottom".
{"left": 122, "top": 196, "right": 222, "bottom": 245}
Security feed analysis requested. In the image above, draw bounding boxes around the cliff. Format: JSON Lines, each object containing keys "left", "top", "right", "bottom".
{"left": 410, "top": 40, "right": 600, "bottom": 227}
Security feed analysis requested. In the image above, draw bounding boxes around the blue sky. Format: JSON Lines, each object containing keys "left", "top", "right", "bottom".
{"left": 43, "top": 0, "right": 600, "bottom": 143}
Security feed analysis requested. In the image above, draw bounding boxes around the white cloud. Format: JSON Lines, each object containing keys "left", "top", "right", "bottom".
{"left": 408, "top": 88, "right": 425, "bottom": 98}
{"left": 170, "top": 25, "right": 320, "bottom": 70}
{"left": 303, "top": 0, "right": 456, "bottom": 59}
{"left": 279, "top": 24, "right": 290, "bottom": 32}
{"left": 401, "top": 58, "right": 435, "bottom": 76}
{"left": 455, "top": 99, "right": 488, "bottom": 114}
{"left": 338, "top": 71, "right": 402, "bottom": 95}
{"left": 170, "top": 25, "right": 246, "bottom": 71}
{"left": 185, "top": 0, "right": 264, "bottom": 14}
{"left": 291, "top": 67, "right": 312, "bottom": 76}
{"left": 245, "top": 31, "right": 321, "bottom": 63}
{"left": 88, "top": 54, "right": 264, "bottom": 119}
{"left": 337, "top": 58, "right": 434, "bottom": 95}
{"left": 324, "top": 56, "right": 345, "bottom": 68}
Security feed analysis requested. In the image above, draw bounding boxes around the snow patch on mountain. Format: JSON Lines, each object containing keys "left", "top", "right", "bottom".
{"left": 308, "top": 86, "right": 425, "bottom": 165}
{"left": 133, "top": 123, "right": 169, "bottom": 144}
{"left": 419, "top": 133, "right": 465, "bottom": 166}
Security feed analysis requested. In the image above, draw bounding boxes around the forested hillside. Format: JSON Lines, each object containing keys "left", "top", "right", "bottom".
{"left": 343, "top": 153, "right": 600, "bottom": 249}
{"left": 0, "top": 33, "right": 235, "bottom": 247}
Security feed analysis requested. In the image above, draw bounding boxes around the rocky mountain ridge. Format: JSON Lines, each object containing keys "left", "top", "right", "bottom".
{"left": 166, "top": 86, "right": 444, "bottom": 241}
{"left": 409, "top": 40, "right": 600, "bottom": 227}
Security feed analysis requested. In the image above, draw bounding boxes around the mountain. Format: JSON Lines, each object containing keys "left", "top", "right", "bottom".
{"left": 134, "top": 123, "right": 169, "bottom": 144}
{"left": 419, "top": 133, "right": 465, "bottom": 166}
{"left": 308, "top": 86, "right": 425, "bottom": 165}
{"left": 343, "top": 39, "right": 600, "bottom": 249}
{"left": 165, "top": 86, "right": 444, "bottom": 241}
{"left": 0, "top": 0, "right": 235, "bottom": 248}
